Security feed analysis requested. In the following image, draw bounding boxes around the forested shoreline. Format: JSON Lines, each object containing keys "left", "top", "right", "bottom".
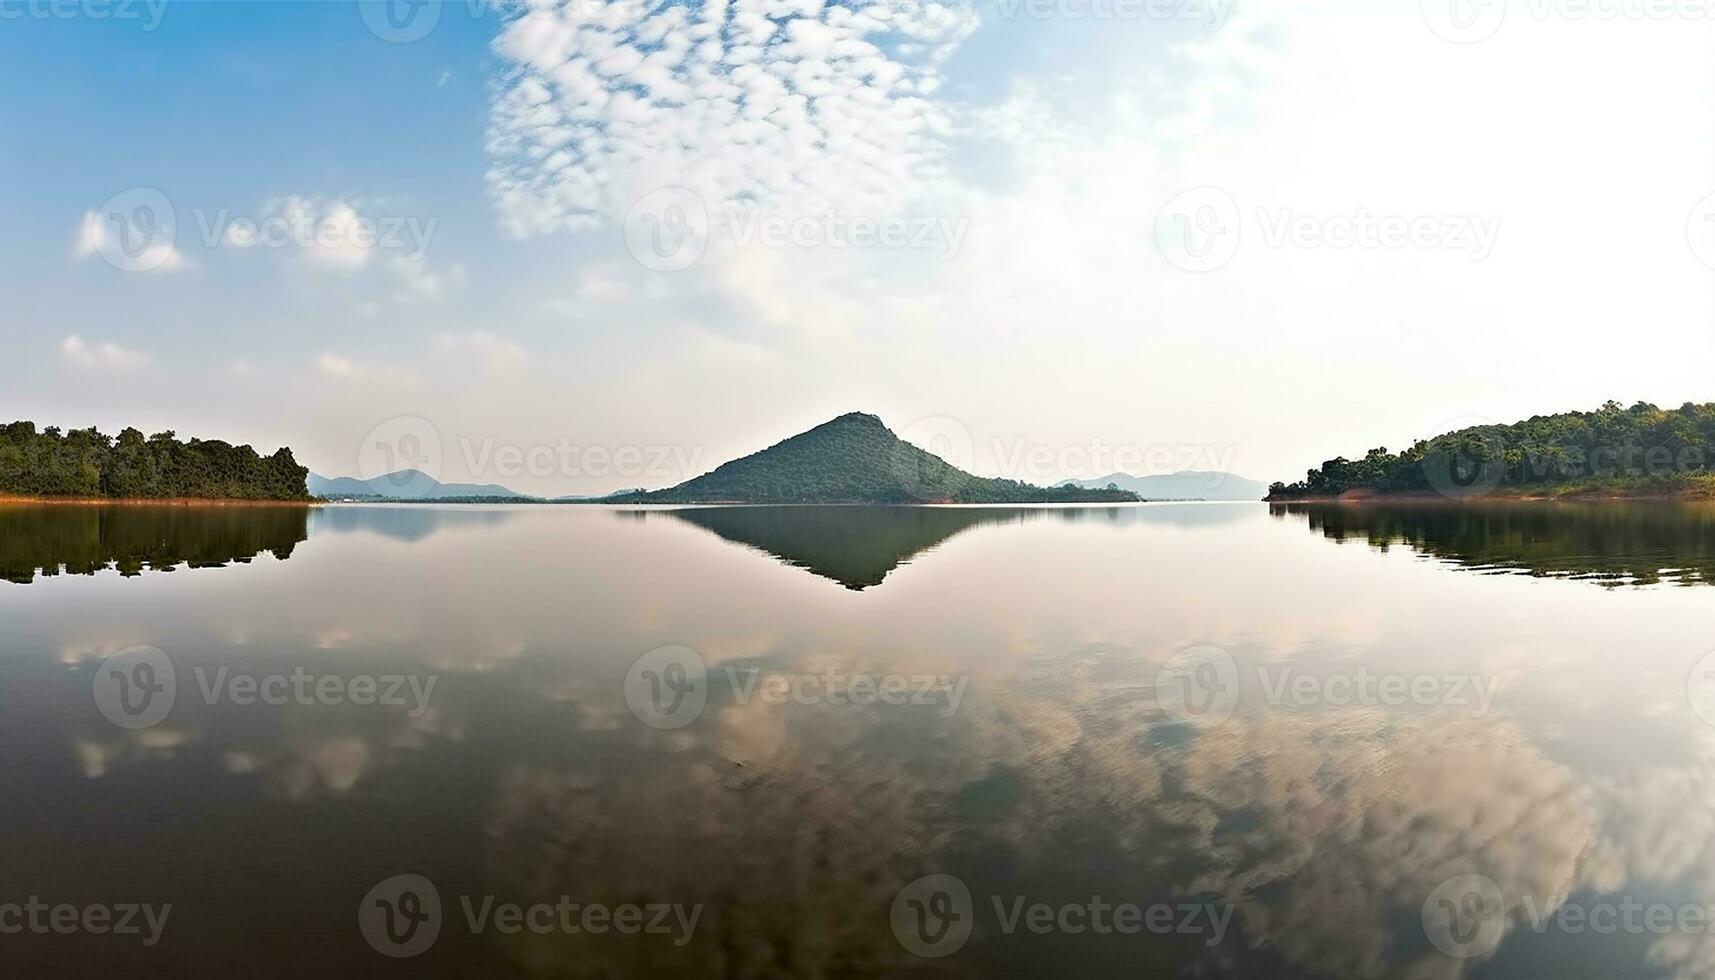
{"left": 0, "top": 422, "right": 310, "bottom": 500}
{"left": 1267, "top": 402, "right": 1715, "bottom": 501}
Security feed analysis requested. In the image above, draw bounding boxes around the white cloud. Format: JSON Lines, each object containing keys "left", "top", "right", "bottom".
{"left": 317, "top": 353, "right": 356, "bottom": 377}
{"left": 485, "top": 0, "right": 978, "bottom": 237}
{"left": 236, "top": 196, "right": 427, "bottom": 270}
{"left": 435, "top": 331, "right": 526, "bottom": 370}
{"left": 282, "top": 197, "right": 371, "bottom": 268}
{"left": 544, "top": 0, "right": 1709, "bottom": 480}
{"left": 73, "top": 211, "right": 186, "bottom": 272}
{"left": 389, "top": 256, "right": 465, "bottom": 301}
{"left": 574, "top": 264, "right": 632, "bottom": 304}
{"left": 60, "top": 335, "right": 149, "bottom": 371}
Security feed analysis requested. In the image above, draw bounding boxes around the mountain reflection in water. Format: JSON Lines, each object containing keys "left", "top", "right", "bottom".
{"left": 659, "top": 504, "right": 1251, "bottom": 589}
{"left": 308, "top": 504, "right": 520, "bottom": 543}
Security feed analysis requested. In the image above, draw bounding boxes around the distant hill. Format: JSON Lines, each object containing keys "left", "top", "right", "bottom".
{"left": 1057, "top": 471, "right": 1269, "bottom": 501}
{"left": 609, "top": 413, "right": 1140, "bottom": 504}
{"left": 308, "top": 470, "right": 534, "bottom": 501}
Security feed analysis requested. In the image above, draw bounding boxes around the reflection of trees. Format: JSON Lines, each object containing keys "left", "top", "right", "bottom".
{"left": 0, "top": 504, "right": 309, "bottom": 583}
{"left": 1274, "top": 501, "right": 1715, "bottom": 586}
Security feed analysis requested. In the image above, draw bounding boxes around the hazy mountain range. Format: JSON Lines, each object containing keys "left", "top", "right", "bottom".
{"left": 307, "top": 470, "right": 533, "bottom": 500}
{"left": 1056, "top": 471, "right": 1270, "bottom": 501}
{"left": 311, "top": 418, "right": 1267, "bottom": 504}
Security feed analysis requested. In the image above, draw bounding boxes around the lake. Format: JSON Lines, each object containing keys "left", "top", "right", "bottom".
{"left": 4, "top": 500, "right": 1715, "bottom": 978}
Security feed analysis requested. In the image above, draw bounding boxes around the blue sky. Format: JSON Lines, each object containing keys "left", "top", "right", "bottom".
{"left": 2, "top": 0, "right": 1712, "bottom": 495}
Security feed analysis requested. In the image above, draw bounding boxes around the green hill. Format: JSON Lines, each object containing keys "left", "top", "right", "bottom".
{"left": 1268, "top": 401, "right": 1715, "bottom": 500}
{"left": 611, "top": 413, "right": 1140, "bottom": 504}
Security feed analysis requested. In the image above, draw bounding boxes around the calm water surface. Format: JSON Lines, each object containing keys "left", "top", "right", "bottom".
{"left": 4, "top": 501, "right": 1715, "bottom": 979}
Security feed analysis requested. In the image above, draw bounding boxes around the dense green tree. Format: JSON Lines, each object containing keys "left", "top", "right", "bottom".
{"left": 0, "top": 421, "right": 309, "bottom": 500}
{"left": 1269, "top": 402, "right": 1715, "bottom": 499}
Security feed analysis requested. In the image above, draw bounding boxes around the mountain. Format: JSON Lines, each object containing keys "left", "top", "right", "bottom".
{"left": 307, "top": 470, "right": 533, "bottom": 501}
{"left": 1056, "top": 471, "right": 1270, "bottom": 501}
{"left": 609, "top": 413, "right": 1140, "bottom": 504}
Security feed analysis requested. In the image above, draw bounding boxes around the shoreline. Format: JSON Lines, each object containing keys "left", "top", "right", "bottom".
{"left": 0, "top": 496, "right": 320, "bottom": 507}
{"left": 1266, "top": 491, "right": 1715, "bottom": 504}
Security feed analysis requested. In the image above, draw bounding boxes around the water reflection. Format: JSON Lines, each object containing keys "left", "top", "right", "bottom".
{"left": 308, "top": 504, "right": 519, "bottom": 543}
{"left": 1273, "top": 500, "right": 1715, "bottom": 586}
{"left": 658, "top": 506, "right": 1050, "bottom": 589}
{"left": 2, "top": 504, "right": 1713, "bottom": 978}
{"left": 660, "top": 504, "right": 1252, "bottom": 589}
{"left": 0, "top": 504, "right": 308, "bottom": 584}
{"left": 0, "top": 504, "right": 528, "bottom": 586}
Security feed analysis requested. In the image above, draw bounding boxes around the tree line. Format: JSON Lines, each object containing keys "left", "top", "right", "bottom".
{"left": 1268, "top": 401, "right": 1715, "bottom": 499}
{"left": 0, "top": 421, "right": 310, "bottom": 500}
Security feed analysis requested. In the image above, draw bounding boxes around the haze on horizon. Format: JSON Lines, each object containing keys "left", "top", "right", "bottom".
{"left": 1, "top": 0, "right": 1711, "bottom": 497}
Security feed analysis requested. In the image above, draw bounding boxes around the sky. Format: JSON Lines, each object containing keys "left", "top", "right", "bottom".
{"left": 1, "top": 0, "right": 1712, "bottom": 496}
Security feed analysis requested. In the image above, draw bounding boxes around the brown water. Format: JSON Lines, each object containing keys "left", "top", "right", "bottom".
{"left": 3, "top": 501, "right": 1715, "bottom": 979}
